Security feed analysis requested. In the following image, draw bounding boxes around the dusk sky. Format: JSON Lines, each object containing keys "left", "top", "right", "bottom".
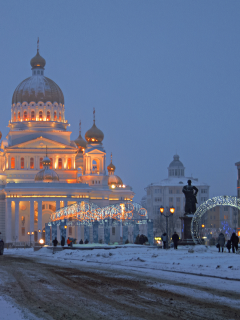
{"left": 0, "top": 1, "right": 240, "bottom": 202}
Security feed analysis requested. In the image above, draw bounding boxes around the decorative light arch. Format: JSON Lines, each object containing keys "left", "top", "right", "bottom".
{"left": 51, "top": 201, "right": 147, "bottom": 224}
{"left": 191, "top": 196, "right": 240, "bottom": 244}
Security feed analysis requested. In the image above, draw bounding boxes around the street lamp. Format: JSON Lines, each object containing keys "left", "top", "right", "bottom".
{"left": 159, "top": 206, "right": 175, "bottom": 248}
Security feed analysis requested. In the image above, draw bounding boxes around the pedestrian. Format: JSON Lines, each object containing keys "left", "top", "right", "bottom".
{"left": 79, "top": 239, "right": 83, "bottom": 244}
{"left": 217, "top": 232, "right": 225, "bottom": 252}
{"left": 172, "top": 231, "right": 179, "bottom": 249}
{"left": 231, "top": 232, "right": 239, "bottom": 253}
{"left": 84, "top": 239, "right": 89, "bottom": 244}
{"left": 161, "top": 233, "right": 167, "bottom": 249}
{"left": 67, "top": 237, "right": 71, "bottom": 247}
{"left": 61, "top": 236, "right": 65, "bottom": 247}
{"left": 226, "top": 240, "right": 231, "bottom": 253}
{"left": 52, "top": 237, "right": 58, "bottom": 247}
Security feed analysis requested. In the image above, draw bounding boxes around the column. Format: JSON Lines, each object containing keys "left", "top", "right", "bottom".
{"left": 15, "top": 200, "right": 19, "bottom": 243}
{"left": 56, "top": 200, "right": 60, "bottom": 211}
{"left": 6, "top": 199, "right": 12, "bottom": 243}
{"left": 30, "top": 200, "right": 34, "bottom": 233}
{"left": 84, "top": 224, "right": 90, "bottom": 242}
{"left": 52, "top": 223, "right": 57, "bottom": 244}
{"left": 45, "top": 223, "right": 50, "bottom": 245}
{"left": 122, "top": 225, "right": 128, "bottom": 244}
{"left": 63, "top": 200, "right": 68, "bottom": 208}
{"left": 93, "top": 221, "right": 99, "bottom": 244}
{"left": 104, "top": 220, "right": 110, "bottom": 244}
{"left": 133, "top": 224, "right": 139, "bottom": 243}
{"left": 37, "top": 200, "right": 42, "bottom": 240}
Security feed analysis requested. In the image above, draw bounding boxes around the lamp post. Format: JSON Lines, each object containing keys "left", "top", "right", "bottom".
{"left": 160, "top": 206, "right": 175, "bottom": 249}
{"left": 27, "top": 231, "right": 34, "bottom": 246}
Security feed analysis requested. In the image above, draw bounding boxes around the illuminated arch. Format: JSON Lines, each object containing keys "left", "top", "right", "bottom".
{"left": 191, "top": 196, "right": 240, "bottom": 244}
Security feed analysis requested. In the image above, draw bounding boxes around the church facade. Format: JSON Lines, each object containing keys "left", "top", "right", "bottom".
{"left": 0, "top": 47, "right": 134, "bottom": 244}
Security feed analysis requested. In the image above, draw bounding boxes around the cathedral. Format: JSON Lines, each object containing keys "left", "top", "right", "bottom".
{"left": 0, "top": 45, "right": 134, "bottom": 244}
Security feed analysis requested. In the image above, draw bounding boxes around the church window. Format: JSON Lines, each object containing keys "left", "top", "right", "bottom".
{"left": 11, "top": 157, "right": 15, "bottom": 169}
{"left": 40, "top": 158, "right": 43, "bottom": 169}
{"left": 37, "top": 70, "right": 40, "bottom": 75}
{"left": 21, "top": 157, "right": 24, "bottom": 169}
{"left": 30, "top": 157, "right": 34, "bottom": 169}
{"left": 13, "top": 112, "right": 16, "bottom": 122}
{"left": 39, "top": 111, "right": 43, "bottom": 121}
{"left": 50, "top": 158, "right": 53, "bottom": 169}
{"left": 18, "top": 111, "right": 20, "bottom": 120}
{"left": 23, "top": 111, "right": 27, "bottom": 121}
{"left": 47, "top": 111, "right": 50, "bottom": 121}
{"left": 92, "top": 160, "right": 97, "bottom": 172}
{"left": 54, "top": 111, "right": 57, "bottom": 121}
{"left": 59, "top": 112, "right": 61, "bottom": 121}
{"left": 31, "top": 111, "right": 35, "bottom": 120}
{"left": 58, "top": 158, "right": 62, "bottom": 169}
{"left": 169, "top": 189, "right": 173, "bottom": 194}
{"left": 169, "top": 197, "right": 173, "bottom": 202}
{"left": 68, "top": 158, "right": 72, "bottom": 169}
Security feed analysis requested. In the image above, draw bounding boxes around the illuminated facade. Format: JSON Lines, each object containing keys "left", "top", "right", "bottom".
{"left": 0, "top": 46, "right": 134, "bottom": 243}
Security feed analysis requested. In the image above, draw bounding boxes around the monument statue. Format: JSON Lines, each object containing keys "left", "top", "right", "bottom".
{"left": 182, "top": 180, "right": 198, "bottom": 215}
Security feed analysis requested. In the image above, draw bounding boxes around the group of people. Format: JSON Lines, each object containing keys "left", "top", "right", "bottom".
{"left": 161, "top": 231, "right": 179, "bottom": 249}
{"left": 217, "top": 232, "right": 239, "bottom": 253}
{"left": 52, "top": 236, "right": 90, "bottom": 247}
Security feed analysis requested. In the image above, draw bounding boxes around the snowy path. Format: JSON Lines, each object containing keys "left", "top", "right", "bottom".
{"left": 1, "top": 245, "right": 240, "bottom": 319}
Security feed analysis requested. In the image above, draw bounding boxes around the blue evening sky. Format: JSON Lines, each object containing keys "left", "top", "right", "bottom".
{"left": 0, "top": 1, "right": 240, "bottom": 202}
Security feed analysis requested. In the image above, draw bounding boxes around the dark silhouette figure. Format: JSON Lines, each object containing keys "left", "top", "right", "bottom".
{"left": 61, "top": 236, "right": 65, "bottom": 247}
{"left": 231, "top": 232, "right": 239, "bottom": 253}
{"left": 79, "top": 239, "right": 83, "bottom": 244}
{"left": 226, "top": 240, "right": 231, "bottom": 253}
{"left": 172, "top": 232, "right": 179, "bottom": 249}
{"left": 84, "top": 239, "right": 89, "bottom": 244}
{"left": 161, "top": 233, "right": 167, "bottom": 249}
{"left": 217, "top": 232, "right": 225, "bottom": 252}
{"left": 52, "top": 237, "right": 58, "bottom": 247}
{"left": 67, "top": 237, "right": 71, "bottom": 247}
{"left": 182, "top": 180, "right": 198, "bottom": 214}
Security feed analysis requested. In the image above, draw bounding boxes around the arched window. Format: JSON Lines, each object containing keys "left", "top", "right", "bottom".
{"left": 18, "top": 111, "right": 20, "bottom": 121}
{"left": 50, "top": 158, "right": 53, "bottom": 169}
{"left": 68, "top": 158, "right": 72, "bottom": 169}
{"left": 47, "top": 111, "right": 50, "bottom": 121}
{"left": 13, "top": 112, "right": 16, "bottom": 122}
{"left": 30, "top": 157, "right": 34, "bottom": 169}
{"left": 40, "top": 158, "right": 43, "bottom": 169}
{"left": 11, "top": 157, "right": 15, "bottom": 169}
{"left": 58, "top": 158, "right": 62, "bottom": 169}
{"left": 39, "top": 111, "right": 43, "bottom": 121}
{"left": 59, "top": 112, "right": 61, "bottom": 121}
{"left": 20, "top": 157, "right": 24, "bottom": 169}
{"left": 23, "top": 111, "right": 27, "bottom": 121}
{"left": 92, "top": 160, "right": 97, "bottom": 172}
{"left": 54, "top": 111, "right": 57, "bottom": 121}
{"left": 31, "top": 111, "right": 35, "bottom": 120}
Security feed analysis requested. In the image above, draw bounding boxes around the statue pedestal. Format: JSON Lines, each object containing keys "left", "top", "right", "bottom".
{"left": 179, "top": 215, "right": 195, "bottom": 245}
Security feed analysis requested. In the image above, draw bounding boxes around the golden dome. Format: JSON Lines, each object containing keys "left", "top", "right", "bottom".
{"left": 108, "top": 175, "right": 123, "bottom": 186}
{"left": 107, "top": 153, "right": 116, "bottom": 172}
{"left": 85, "top": 122, "right": 104, "bottom": 143}
{"left": 30, "top": 51, "right": 46, "bottom": 69}
{"left": 75, "top": 133, "right": 87, "bottom": 149}
{"left": 35, "top": 155, "right": 59, "bottom": 182}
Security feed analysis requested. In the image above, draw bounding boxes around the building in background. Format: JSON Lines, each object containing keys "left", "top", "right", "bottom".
{"left": 141, "top": 154, "right": 210, "bottom": 237}
{"left": 0, "top": 46, "right": 134, "bottom": 244}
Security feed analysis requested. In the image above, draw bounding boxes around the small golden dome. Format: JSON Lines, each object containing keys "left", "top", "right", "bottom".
{"left": 85, "top": 122, "right": 104, "bottom": 143}
{"left": 75, "top": 133, "right": 87, "bottom": 149}
{"left": 107, "top": 153, "right": 116, "bottom": 172}
{"left": 30, "top": 51, "right": 46, "bottom": 69}
{"left": 108, "top": 175, "right": 123, "bottom": 186}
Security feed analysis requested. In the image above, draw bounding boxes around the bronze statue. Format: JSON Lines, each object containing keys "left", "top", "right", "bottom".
{"left": 182, "top": 180, "right": 198, "bottom": 215}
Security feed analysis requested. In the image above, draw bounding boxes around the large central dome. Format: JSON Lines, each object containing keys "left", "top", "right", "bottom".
{"left": 12, "top": 49, "right": 64, "bottom": 105}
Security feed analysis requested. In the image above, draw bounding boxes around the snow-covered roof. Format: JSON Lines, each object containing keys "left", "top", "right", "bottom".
{"left": 146, "top": 177, "right": 209, "bottom": 188}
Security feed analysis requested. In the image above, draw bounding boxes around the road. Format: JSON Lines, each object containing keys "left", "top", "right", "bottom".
{"left": 0, "top": 255, "right": 239, "bottom": 320}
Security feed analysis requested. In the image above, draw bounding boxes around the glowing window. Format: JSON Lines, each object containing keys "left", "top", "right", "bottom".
{"left": 40, "top": 158, "right": 43, "bottom": 169}
{"left": 58, "top": 158, "right": 62, "bottom": 169}
{"left": 11, "top": 157, "right": 15, "bottom": 169}
{"left": 59, "top": 112, "right": 61, "bottom": 121}
{"left": 54, "top": 111, "right": 57, "bottom": 121}
{"left": 30, "top": 157, "right": 34, "bottom": 169}
{"left": 18, "top": 111, "right": 20, "bottom": 120}
{"left": 23, "top": 111, "right": 27, "bottom": 121}
{"left": 47, "top": 111, "right": 50, "bottom": 121}
{"left": 20, "top": 157, "right": 24, "bottom": 169}
{"left": 31, "top": 111, "right": 35, "bottom": 120}
{"left": 39, "top": 111, "right": 43, "bottom": 121}
{"left": 13, "top": 112, "right": 16, "bottom": 122}
{"left": 50, "top": 158, "right": 53, "bottom": 169}
{"left": 68, "top": 158, "right": 71, "bottom": 169}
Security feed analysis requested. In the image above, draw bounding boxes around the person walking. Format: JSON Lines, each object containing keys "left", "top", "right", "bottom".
{"left": 61, "top": 236, "right": 65, "bottom": 247}
{"left": 226, "top": 240, "right": 231, "bottom": 253}
{"left": 231, "top": 232, "right": 239, "bottom": 253}
{"left": 67, "top": 237, "right": 71, "bottom": 247}
{"left": 52, "top": 237, "right": 58, "bottom": 247}
{"left": 79, "top": 239, "right": 83, "bottom": 244}
{"left": 217, "top": 232, "right": 225, "bottom": 252}
{"left": 172, "top": 231, "right": 179, "bottom": 249}
{"left": 161, "top": 233, "right": 167, "bottom": 249}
